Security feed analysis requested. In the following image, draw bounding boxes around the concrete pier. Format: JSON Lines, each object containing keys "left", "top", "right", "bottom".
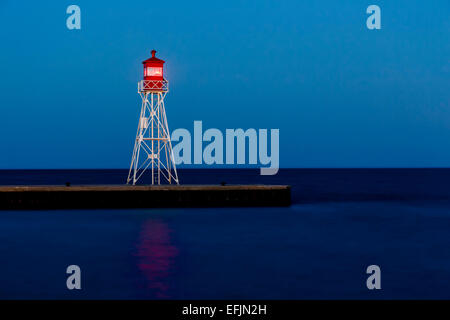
{"left": 0, "top": 185, "right": 291, "bottom": 209}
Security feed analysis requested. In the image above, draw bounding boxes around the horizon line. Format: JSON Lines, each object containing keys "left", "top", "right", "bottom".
{"left": 0, "top": 167, "right": 449, "bottom": 171}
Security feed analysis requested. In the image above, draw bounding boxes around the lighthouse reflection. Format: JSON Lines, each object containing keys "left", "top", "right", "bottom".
{"left": 135, "top": 219, "right": 178, "bottom": 298}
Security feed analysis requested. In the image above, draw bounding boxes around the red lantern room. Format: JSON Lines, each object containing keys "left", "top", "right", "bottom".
{"left": 140, "top": 50, "right": 167, "bottom": 92}
{"left": 143, "top": 50, "right": 164, "bottom": 80}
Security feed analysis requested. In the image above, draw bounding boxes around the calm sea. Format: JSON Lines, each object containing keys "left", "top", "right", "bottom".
{"left": 0, "top": 168, "right": 449, "bottom": 299}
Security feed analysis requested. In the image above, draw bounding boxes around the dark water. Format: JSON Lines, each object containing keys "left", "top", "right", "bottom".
{"left": 0, "top": 169, "right": 449, "bottom": 299}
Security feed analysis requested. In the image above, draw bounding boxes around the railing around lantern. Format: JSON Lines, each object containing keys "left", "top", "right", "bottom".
{"left": 138, "top": 79, "right": 169, "bottom": 92}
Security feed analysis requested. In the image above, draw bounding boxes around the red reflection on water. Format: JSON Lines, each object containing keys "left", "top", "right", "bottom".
{"left": 135, "top": 219, "right": 178, "bottom": 298}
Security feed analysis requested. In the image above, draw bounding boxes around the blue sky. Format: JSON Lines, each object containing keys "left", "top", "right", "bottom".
{"left": 0, "top": 0, "right": 448, "bottom": 168}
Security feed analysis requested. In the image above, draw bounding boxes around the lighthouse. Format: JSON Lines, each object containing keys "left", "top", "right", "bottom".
{"left": 127, "top": 50, "right": 179, "bottom": 185}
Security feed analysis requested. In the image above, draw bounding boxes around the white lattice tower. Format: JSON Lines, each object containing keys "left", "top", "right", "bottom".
{"left": 127, "top": 80, "right": 179, "bottom": 185}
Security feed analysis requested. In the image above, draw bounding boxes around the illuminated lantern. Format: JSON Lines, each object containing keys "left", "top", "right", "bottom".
{"left": 142, "top": 50, "right": 165, "bottom": 91}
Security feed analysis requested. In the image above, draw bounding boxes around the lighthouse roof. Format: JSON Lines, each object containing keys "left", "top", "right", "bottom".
{"left": 142, "top": 50, "right": 165, "bottom": 64}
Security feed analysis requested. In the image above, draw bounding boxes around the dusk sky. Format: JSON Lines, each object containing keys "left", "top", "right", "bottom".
{"left": 0, "top": 0, "right": 448, "bottom": 168}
